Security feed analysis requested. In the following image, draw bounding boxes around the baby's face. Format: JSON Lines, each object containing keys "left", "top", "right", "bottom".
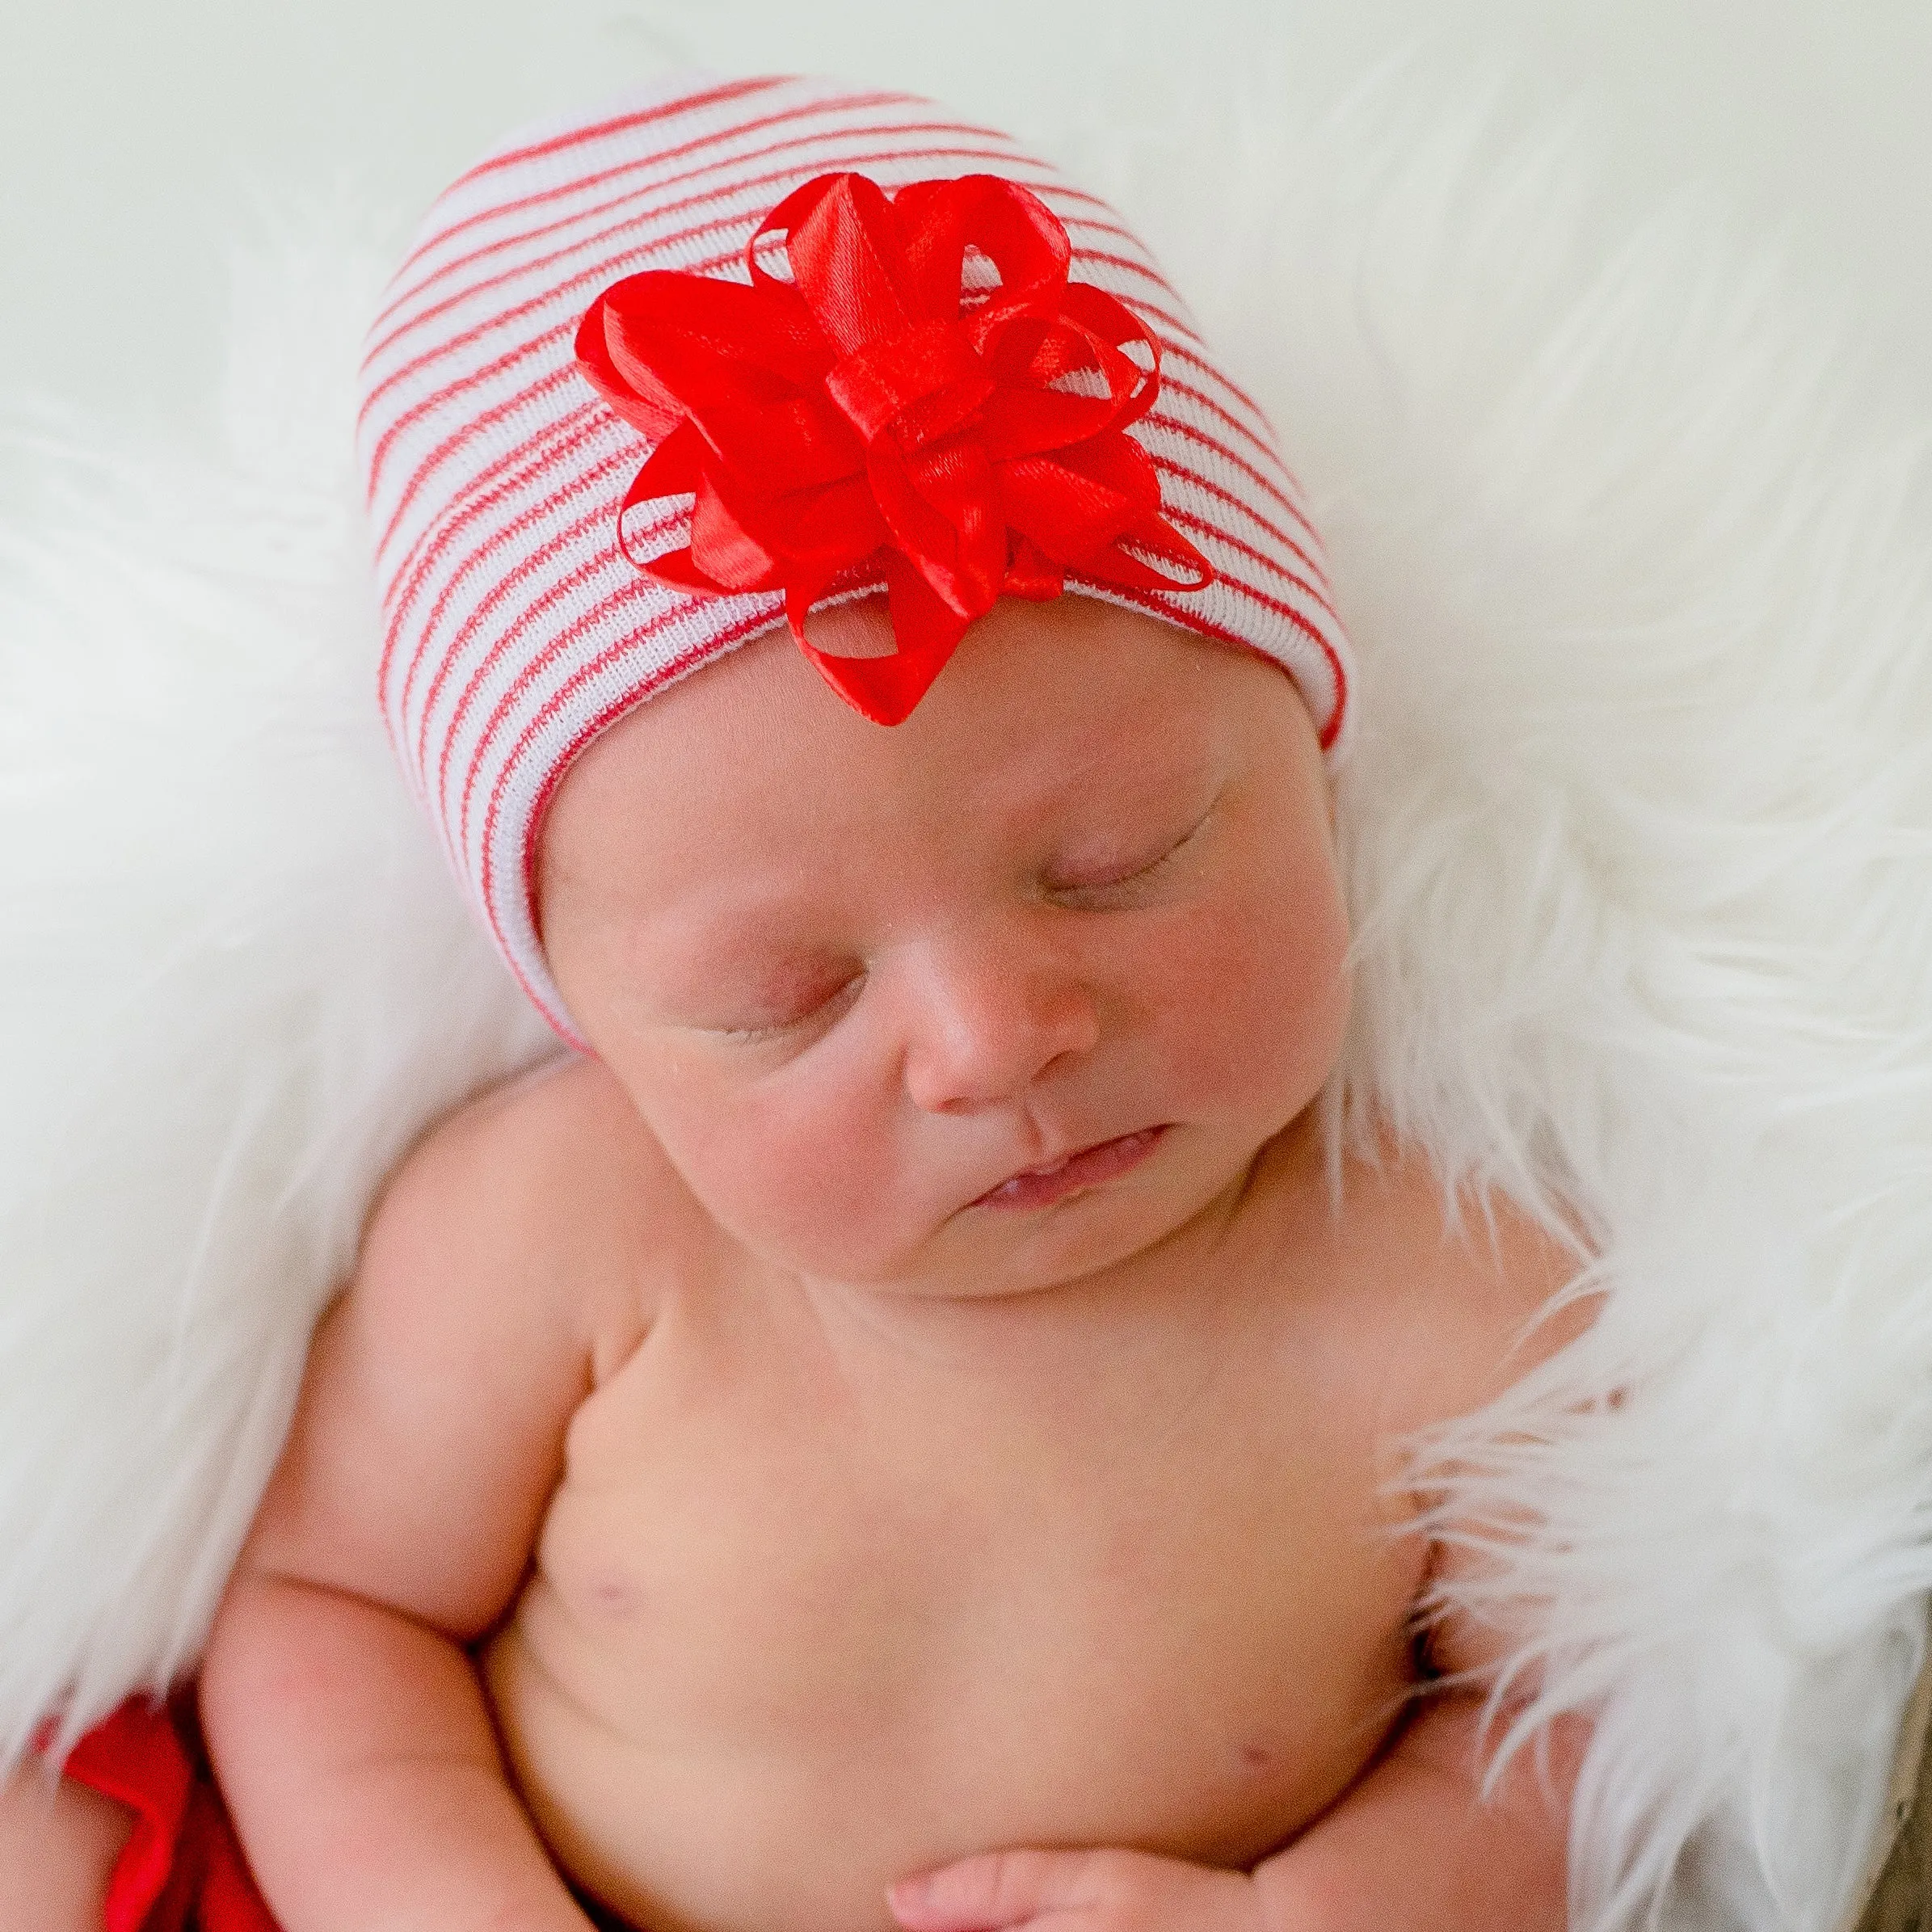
{"left": 537, "top": 594, "right": 1349, "bottom": 1300}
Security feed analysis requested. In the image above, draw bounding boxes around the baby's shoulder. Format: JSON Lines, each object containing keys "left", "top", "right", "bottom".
{"left": 361, "top": 1052, "right": 705, "bottom": 1369}
{"left": 1363, "top": 1147, "right": 1590, "bottom": 1427}
{"left": 377, "top": 1050, "right": 670, "bottom": 1238}
{"left": 1261, "top": 1129, "right": 1590, "bottom": 1430}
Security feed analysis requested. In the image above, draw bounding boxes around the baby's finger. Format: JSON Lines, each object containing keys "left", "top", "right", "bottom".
{"left": 888, "top": 1846, "right": 1114, "bottom": 1931}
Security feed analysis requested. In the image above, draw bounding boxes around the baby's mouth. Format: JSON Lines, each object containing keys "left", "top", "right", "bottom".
{"left": 970, "top": 1126, "right": 1168, "bottom": 1210}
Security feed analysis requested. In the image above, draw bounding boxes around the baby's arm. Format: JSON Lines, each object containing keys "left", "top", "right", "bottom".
{"left": 200, "top": 1069, "right": 637, "bottom": 1932}
{"left": 0, "top": 1758, "right": 131, "bottom": 1932}
{"left": 886, "top": 1686, "right": 1581, "bottom": 1932}
{"left": 1252, "top": 1686, "right": 1581, "bottom": 1931}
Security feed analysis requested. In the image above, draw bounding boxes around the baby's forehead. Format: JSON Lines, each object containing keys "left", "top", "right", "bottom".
{"left": 545, "top": 594, "right": 1314, "bottom": 886}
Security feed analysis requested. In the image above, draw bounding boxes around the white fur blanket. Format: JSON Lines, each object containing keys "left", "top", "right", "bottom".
{"left": 2, "top": 54, "right": 1929, "bottom": 1932}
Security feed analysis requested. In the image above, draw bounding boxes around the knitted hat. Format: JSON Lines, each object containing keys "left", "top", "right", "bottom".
{"left": 359, "top": 72, "right": 1353, "bottom": 1038}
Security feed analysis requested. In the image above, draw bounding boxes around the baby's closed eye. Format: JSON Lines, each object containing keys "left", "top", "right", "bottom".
{"left": 709, "top": 961, "right": 867, "bottom": 1043}
{"left": 1042, "top": 796, "right": 1220, "bottom": 907}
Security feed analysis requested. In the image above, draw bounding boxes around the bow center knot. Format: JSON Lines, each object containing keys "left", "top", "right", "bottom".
{"left": 574, "top": 170, "right": 1214, "bottom": 724}
{"left": 823, "top": 320, "right": 994, "bottom": 452}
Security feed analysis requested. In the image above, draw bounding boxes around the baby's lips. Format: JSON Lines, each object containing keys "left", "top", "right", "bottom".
{"left": 970, "top": 1126, "right": 1168, "bottom": 1210}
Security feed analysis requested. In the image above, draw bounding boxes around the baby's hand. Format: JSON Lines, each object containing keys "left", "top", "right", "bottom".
{"left": 888, "top": 1847, "right": 1267, "bottom": 1932}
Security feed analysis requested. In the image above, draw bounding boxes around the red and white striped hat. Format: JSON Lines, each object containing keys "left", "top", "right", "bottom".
{"left": 360, "top": 71, "right": 1352, "bottom": 1039}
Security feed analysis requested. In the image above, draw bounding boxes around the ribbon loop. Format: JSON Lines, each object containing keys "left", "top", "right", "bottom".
{"left": 577, "top": 169, "right": 1214, "bottom": 722}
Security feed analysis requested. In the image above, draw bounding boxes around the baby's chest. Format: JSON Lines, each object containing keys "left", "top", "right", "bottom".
{"left": 524, "top": 1283, "right": 1424, "bottom": 1805}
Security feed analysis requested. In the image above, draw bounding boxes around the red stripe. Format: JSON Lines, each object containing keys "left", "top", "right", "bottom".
{"left": 1157, "top": 343, "right": 1279, "bottom": 446}
{"left": 379, "top": 402, "right": 604, "bottom": 697}
{"left": 482, "top": 608, "right": 779, "bottom": 1035}
{"left": 1079, "top": 276, "right": 1306, "bottom": 457}
{"left": 1160, "top": 550, "right": 1344, "bottom": 669}
{"left": 1100, "top": 305, "right": 1277, "bottom": 441}
{"left": 1070, "top": 571, "right": 1346, "bottom": 751}
{"left": 397, "top": 440, "right": 641, "bottom": 753}
{"left": 372, "top": 360, "right": 583, "bottom": 567}
{"left": 389, "top": 416, "right": 626, "bottom": 718}
{"left": 1147, "top": 448, "right": 1329, "bottom": 591}
{"left": 458, "top": 567, "right": 725, "bottom": 858}
{"left": 378, "top": 89, "right": 919, "bottom": 328}
{"left": 1164, "top": 504, "right": 1332, "bottom": 613}
{"left": 1073, "top": 250, "right": 1207, "bottom": 351}
{"left": 1143, "top": 406, "right": 1320, "bottom": 555}
{"left": 382, "top": 398, "right": 600, "bottom": 619}
{"left": 376, "top": 104, "right": 1008, "bottom": 345}
{"left": 1157, "top": 371, "right": 1289, "bottom": 482}
{"left": 453, "top": 74, "right": 790, "bottom": 187}
{"left": 359, "top": 137, "right": 1080, "bottom": 451}
{"left": 997, "top": 267, "right": 1279, "bottom": 446}
{"left": 1169, "top": 345, "right": 1270, "bottom": 443}
{"left": 1103, "top": 520, "right": 1339, "bottom": 642}
{"left": 431, "top": 503, "right": 688, "bottom": 817}
{"left": 439, "top": 537, "right": 640, "bottom": 830}
{"left": 368, "top": 124, "right": 1056, "bottom": 377}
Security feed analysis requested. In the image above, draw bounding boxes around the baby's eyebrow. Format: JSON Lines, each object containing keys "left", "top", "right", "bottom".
{"left": 649, "top": 900, "right": 847, "bottom": 975}
{"left": 1035, "top": 736, "right": 1227, "bottom": 819}
{"left": 649, "top": 946, "right": 862, "bottom": 1037}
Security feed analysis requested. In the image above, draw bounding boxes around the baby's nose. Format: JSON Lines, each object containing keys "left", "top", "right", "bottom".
{"left": 899, "top": 927, "right": 1101, "bottom": 1113}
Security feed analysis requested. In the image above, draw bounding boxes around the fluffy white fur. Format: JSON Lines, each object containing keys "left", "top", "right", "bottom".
{"left": 3, "top": 59, "right": 1928, "bottom": 1932}
{"left": 0, "top": 238, "right": 556, "bottom": 1758}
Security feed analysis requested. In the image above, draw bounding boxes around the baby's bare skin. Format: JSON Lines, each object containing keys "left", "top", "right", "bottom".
{"left": 200, "top": 597, "right": 1585, "bottom": 1932}
{"left": 482, "top": 1065, "right": 1526, "bottom": 1932}
{"left": 0, "top": 1759, "right": 129, "bottom": 1932}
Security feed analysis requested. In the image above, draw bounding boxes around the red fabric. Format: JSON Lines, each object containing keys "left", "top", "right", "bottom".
{"left": 575, "top": 169, "right": 1214, "bottom": 723}
{"left": 59, "top": 1697, "right": 280, "bottom": 1932}
{"left": 53, "top": 1698, "right": 644, "bottom": 1930}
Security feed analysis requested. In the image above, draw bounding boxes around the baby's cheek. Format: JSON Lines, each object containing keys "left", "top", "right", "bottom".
{"left": 683, "top": 1074, "right": 910, "bottom": 1274}
{"left": 1141, "top": 882, "right": 1349, "bottom": 1118}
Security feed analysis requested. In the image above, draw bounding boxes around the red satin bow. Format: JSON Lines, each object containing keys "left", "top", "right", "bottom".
{"left": 574, "top": 170, "right": 1214, "bottom": 723}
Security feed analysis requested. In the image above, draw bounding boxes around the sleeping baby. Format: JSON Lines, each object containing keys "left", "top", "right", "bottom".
{"left": 12, "top": 73, "right": 1591, "bottom": 1932}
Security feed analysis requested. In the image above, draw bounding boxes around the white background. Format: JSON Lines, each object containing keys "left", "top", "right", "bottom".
{"left": 1, "top": 0, "right": 1926, "bottom": 439}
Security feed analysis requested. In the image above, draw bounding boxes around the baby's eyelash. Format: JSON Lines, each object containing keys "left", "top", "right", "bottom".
{"left": 718, "top": 1018, "right": 792, "bottom": 1044}
{"left": 1050, "top": 804, "right": 1215, "bottom": 899}
{"left": 718, "top": 970, "right": 865, "bottom": 1043}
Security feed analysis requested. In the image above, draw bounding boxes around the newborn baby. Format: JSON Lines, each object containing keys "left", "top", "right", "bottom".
{"left": 14, "top": 72, "right": 1591, "bottom": 1932}
{"left": 201, "top": 592, "right": 1582, "bottom": 1932}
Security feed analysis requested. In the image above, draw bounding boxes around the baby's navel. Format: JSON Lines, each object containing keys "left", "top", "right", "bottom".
{"left": 1240, "top": 1742, "right": 1273, "bottom": 1772}
{"left": 584, "top": 1570, "right": 646, "bottom": 1621}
